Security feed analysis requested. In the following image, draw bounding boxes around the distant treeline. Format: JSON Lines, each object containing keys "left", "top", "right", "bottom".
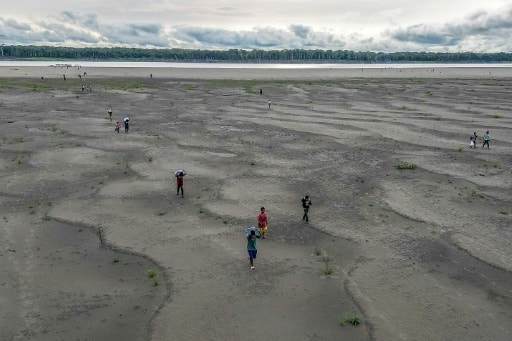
{"left": 1, "top": 45, "right": 512, "bottom": 63}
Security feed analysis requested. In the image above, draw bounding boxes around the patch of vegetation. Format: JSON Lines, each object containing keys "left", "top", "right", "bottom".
{"left": 112, "top": 257, "right": 120, "bottom": 263}
{"left": 148, "top": 156, "right": 153, "bottom": 162}
{"left": 493, "top": 114, "right": 501, "bottom": 118}
{"left": 379, "top": 212, "right": 389, "bottom": 218}
{"left": 322, "top": 262, "right": 334, "bottom": 275}
{"left": 146, "top": 269, "right": 160, "bottom": 286}
{"left": 157, "top": 211, "right": 166, "bottom": 216}
{"left": 394, "top": 162, "right": 417, "bottom": 170}
{"left": 103, "top": 80, "right": 144, "bottom": 90}
{"left": 182, "top": 83, "right": 197, "bottom": 90}
{"left": 470, "top": 188, "right": 485, "bottom": 198}
{"left": 499, "top": 210, "right": 509, "bottom": 215}
{"left": 24, "top": 82, "right": 51, "bottom": 91}
{"left": 340, "top": 312, "right": 361, "bottom": 326}
{"left": 243, "top": 84, "right": 257, "bottom": 94}
{"left": 42, "top": 213, "right": 51, "bottom": 221}
{"left": 457, "top": 146, "right": 464, "bottom": 152}
{"left": 197, "top": 205, "right": 204, "bottom": 214}
{"left": 434, "top": 117, "right": 441, "bottom": 121}
{"left": 315, "top": 248, "right": 334, "bottom": 275}
{"left": 152, "top": 276, "right": 160, "bottom": 286}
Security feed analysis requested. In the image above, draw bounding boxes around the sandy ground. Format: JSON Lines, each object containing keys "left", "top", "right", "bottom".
{"left": 1, "top": 65, "right": 512, "bottom": 341}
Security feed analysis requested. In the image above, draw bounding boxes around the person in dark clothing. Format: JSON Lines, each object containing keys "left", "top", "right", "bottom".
{"left": 175, "top": 170, "right": 186, "bottom": 197}
{"left": 301, "top": 195, "right": 312, "bottom": 222}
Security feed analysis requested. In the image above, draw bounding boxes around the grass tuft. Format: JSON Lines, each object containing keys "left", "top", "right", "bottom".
{"left": 395, "top": 162, "right": 417, "bottom": 170}
{"left": 340, "top": 312, "right": 361, "bottom": 326}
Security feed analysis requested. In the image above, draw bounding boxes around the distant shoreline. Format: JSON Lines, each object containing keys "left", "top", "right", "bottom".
{"left": 1, "top": 64, "right": 512, "bottom": 80}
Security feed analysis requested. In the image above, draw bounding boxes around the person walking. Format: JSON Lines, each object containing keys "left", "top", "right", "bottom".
{"left": 115, "top": 121, "right": 121, "bottom": 133}
{"left": 175, "top": 169, "right": 186, "bottom": 198}
{"left": 483, "top": 131, "right": 490, "bottom": 149}
{"left": 469, "top": 132, "right": 478, "bottom": 148}
{"left": 301, "top": 195, "right": 312, "bottom": 222}
{"left": 124, "top": 117, "right": 130, "bottom": 133}
{"left": 108, "top": 108, "right": 113, "bottom": 121}
{"left": 247, "top": 229, "right": 260, "bottom": 270}
{"left": 267, "top": 99, "right": 272, "bottom": 109}
{"left": 257, "top": 207, "right": 268, "bottom": 239}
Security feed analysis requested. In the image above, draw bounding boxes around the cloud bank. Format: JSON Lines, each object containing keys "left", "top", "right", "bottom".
{"left": 1, "top": 4, "right": 512, "bottom": 52}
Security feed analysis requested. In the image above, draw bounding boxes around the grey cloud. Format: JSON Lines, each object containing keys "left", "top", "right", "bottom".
{"left": 388, "top": 4, "right": 512, "bottom": 49}
{"left": 289, "top": 25, "right": 311, "bottom": 39}
{"left": 173, "top": 25, "right": 343, "bottom": 49}
{"left": 5, "top": 18, "right": 31, "bottom": 31}
{"left": 60, "top": 11, "right": 99, "bottom": 29}
{"left": 391, "top": 25, "right": 459, "bottom": 45}
{"left": 101, "top": 23, "right": 168, "bottom": 47}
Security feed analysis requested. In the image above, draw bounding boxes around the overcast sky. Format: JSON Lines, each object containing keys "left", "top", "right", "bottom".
{"left": 2, "top": 1, "right": 512, "bottom": 52}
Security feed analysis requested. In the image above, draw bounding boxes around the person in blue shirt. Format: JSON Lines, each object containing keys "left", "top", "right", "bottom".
{"left": 247, "top": 230, "right": 260, "bottom": 270}
{"left": 482, "top": 131, "right": 490, "bottom": 149}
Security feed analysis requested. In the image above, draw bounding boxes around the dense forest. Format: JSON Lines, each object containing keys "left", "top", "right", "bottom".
{"left": 1, "top": 45, "right": 512, "bottom": 63}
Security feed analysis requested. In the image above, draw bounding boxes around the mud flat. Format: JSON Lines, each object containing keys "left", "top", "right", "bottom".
{"left": 1, "top": 66, "right": 511, "bottom": 340}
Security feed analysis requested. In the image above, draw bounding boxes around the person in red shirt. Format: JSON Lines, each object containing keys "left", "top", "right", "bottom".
{"left": 175, "top": 170, "right": 186, "bottom": 198}
{"left": 257, "top": 207, "right": 268, "bottom": 239}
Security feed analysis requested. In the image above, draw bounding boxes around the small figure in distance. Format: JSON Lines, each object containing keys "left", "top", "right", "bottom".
{"left": 268, "top": 99, "right": 271, "bottom": 109}
{"left": 260, "top": 88, "right": 263, "bottom": 96}
{"left": 469, "top": 133, "right": 476, "bottom": 148}
{"left": 482, "top": 131, "right": 490, "bottom": 149}
{"left": 115, "top": 121, "right": 121, "bottom": 133}
{"left": 108, "top": 108, "right": 113, "bottom": 121}
{"left": 247, "top": 229, "right": 260, "bottom": 270}
{"left": 124, "top": 117, "right": 130, "bottom": 133}
{"left": 301, "top": 195, "right": 312, "bottom": 222}
{"left": 175, "top": 169, "right": 186, "bottom": 198}
{"left": 257, "top": 207, "right": 268, "bottom": 239}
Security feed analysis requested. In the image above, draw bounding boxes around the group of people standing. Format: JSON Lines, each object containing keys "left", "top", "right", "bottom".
{"left": 246, "top": 195, "right": 312, "bottom": 270}
{"left": 469, "top": 131, "right": 491, "bottom": 149}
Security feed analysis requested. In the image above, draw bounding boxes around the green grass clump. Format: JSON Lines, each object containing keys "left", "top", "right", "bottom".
{"left": 340, "top": 312, "right": 361, "bottom": 326}
{"left": 395, "top": 162, "right": 417, "bottom": 170}
{"left": 322, "top": 263, "right": 334, "bottom": 275}
{"left": 499, "top": 210, "right": 508, "bottom": 215}
{"left": 146, "top": 269, "right": 160, "bottom": 286}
